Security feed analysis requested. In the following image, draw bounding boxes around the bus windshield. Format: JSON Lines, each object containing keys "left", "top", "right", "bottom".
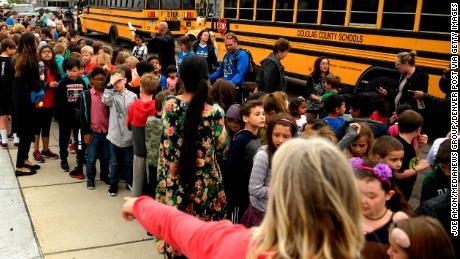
{"left": 160, "top": 0, "right": 181, "bottom": 9}
{"left": 160, "top": 0, "right": 194, "bottom": 10}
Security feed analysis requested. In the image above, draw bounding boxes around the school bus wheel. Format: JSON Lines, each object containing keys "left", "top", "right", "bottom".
{"left": 109, "top": 26, "right": 120, "bottom": 45}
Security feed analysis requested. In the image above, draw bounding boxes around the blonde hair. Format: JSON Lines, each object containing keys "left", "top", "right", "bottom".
{"left": 140, "top": 74, "right": 159, "bottom": 95}
{"left": 125, "top": 56, "right": 139, "bottom": 68}
{"left": 97, "top": 53, "right": 111, "bottom": 68}
{"left": 114, "top": 51, "right": 132, "bottom": 65}
{"left": 53, "top": 43, "right": 66, "bottom": 55}
{"left": 397, "top": 50, "right": 417, "bottom": 66}
{"left": 55, "top": 21, "right": 67, "bottom": 32}
{"left": 248, "top": 138, "right": 363, "bottom": 259}
{"left": 13, "top": 24, "right": 25, "bottom": 33}
{"left": 80, "top": 45, "right": 94, "bottom": 55}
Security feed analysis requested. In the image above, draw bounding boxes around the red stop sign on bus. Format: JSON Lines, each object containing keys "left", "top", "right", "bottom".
{"left": 217, "top": 18, "right": 227, "bottom": 35}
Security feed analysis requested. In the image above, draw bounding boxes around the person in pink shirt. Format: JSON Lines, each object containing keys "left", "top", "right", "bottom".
{"left": 79, "top": 67, "right": 111, "bottom": 187}
{"left": 122, "top": 137, "right": 364, "bottom": 259}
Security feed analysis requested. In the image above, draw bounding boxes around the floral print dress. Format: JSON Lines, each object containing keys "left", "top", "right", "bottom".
{"left": 155, "top": 96, "right": 227, "bottom": 258}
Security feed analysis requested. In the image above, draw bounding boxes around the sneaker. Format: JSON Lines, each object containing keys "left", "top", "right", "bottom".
{"left": 69, "top": 167, "right": 85, "bottom": 180}
{"left": 33, "top": 151, "right": 45, "bottom": 163}
{"left": 107, "top": 185, "right": 118, "bottom": 196}
{"left": 87, "top": 180, "right": 95, "bottom": 189}
{"left": 125, "top": 184, "right": 132, "bottom": 192}
{"left": 41, "top": 149, "right": 59, "bottom": 159}
{"left": 61, "top": 159, "right": 69, "bottom": 172}
{"left": 69, "top": 143, "right": 77, "bottom": 154}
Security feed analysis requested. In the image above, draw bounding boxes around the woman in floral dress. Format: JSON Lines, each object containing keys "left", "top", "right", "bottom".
{"left": 155, "top": 55, "right": 227, "bottom": 258}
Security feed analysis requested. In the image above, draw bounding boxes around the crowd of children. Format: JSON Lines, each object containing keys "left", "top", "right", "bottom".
{"left": 0, "top": 13, "right": 457, "bottom": 258}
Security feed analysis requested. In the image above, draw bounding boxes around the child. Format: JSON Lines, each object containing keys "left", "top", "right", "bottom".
{"left": 373, "top": 135, "right": 405, "bottom": 174}
{"left": 103, "top": 69, "right": 138, "bottom": 196}
{"left": 0, "top": 38, "right": 16, "bottom": 148}
{"left": 347, "top": 92, "right": 388, "bottom": 138}
{"left": 420, "top": 139, "right": 450, "bottom": 202}
{"left": 226, "top": 100, "right": 265, "bottom": 223}
{"left": 166, "top": 65, "right": 178, "bottom": 93}
{"left": 389, "top": 104, "right": 428, "bottom": 149}
{"left": 147, "top": 55, "right": 167, "bottom": 90}
{"left": 53, "top": 42, "right": 66, "bottom": 76}
{"left": 347, "top": 122, "right": 374, "bottom": 159}
{"left": 288, "top": 96, "right": 307, "bottom": 135}
{"left": 79, "top": 67, "right": 110, "bottom": 186}
{"left": 394, "top": 109, "right": 430, "bottom": 201}
{"left": 321, "top": 73, "right": 341, "bottom": 102}
{"left": 81, "top": 45, "right": 97, "bottom": 75}
{"left": 33, "top": 45, "right": 61, "bottom": 163}
{"left": 323, "top": 94, "right": 347, "bottom": 136}
{"left": 145, "top": 90, "right": 173, "bottom": 197}
{"left": 176, "top": 35, "right": 195, "bottom": 76}
{"left": 78, "top": 59, "right": 89, "bottom": 88}
{"left": 387, "top": 217, "right": 455, "bottom": 259}
{"left": 54, "top": 57, "right": 88, "bottom": 172}
{"left": 132, "top": 35, "right": 148, "bottom": 60}
{"left": 98, "top": 52, "right": 114, "bottom": 72}
{"left": 242, "top": 113, "right": 296, "bottom": 228}
{"left": 126, "top": 74, "right": 158, "bottom": 197}
{"left": 350, "top": 158, "right": 411, "bottom": 252}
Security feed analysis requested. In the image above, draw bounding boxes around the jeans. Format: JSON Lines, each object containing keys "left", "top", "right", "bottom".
{"left": 58, "top": 119, "right": 86, "bottom": 166}
{"left": 109, "top": 142, "right": 133, "bottom": 186}
{"left": 86, "top": 130, "right": 110, "bottom": 186}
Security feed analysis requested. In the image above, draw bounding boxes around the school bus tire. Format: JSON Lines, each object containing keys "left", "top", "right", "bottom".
{"left": 109, "top": 26, "right": 120, "bottom": 45}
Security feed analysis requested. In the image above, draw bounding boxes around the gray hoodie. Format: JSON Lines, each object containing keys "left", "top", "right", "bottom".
{"left": 102, "top": 88, "right": 138, "bottom": 148}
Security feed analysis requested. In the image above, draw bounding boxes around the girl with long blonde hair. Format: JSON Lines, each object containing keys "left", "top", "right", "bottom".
{"left": 122, "top": 137, "right": 364, "bottom": 259}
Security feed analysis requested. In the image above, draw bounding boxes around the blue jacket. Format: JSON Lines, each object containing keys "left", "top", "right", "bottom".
{"left": 210, "top": 48, "right": 249, "bottom": 86}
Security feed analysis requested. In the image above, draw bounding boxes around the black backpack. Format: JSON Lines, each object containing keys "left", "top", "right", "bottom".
{"left": 232, "top": 48, "right": 261, "bottom": 82}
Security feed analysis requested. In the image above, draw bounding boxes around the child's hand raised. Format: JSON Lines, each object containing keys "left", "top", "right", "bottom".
{"left": 417, "top": 134, "right": 428, "bottom": 145}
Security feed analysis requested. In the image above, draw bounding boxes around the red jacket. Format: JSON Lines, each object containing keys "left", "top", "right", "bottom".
{"left": 133, "top": 196, "right": 258, "bottom": 259}
{"left": 126, "top": 99, "right": 156, "bottom": 128}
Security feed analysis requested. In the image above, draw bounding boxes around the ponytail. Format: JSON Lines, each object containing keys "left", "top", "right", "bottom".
{"left": 397, "top": 50, "right": 417, "bottom": 66}
{"left": 176, "top": 56, "right": 210, "bottom": 192}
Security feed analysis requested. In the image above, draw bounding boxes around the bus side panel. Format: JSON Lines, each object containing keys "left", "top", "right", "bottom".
{"left": 84, "top": 18, "right": 111, "bottom": 34}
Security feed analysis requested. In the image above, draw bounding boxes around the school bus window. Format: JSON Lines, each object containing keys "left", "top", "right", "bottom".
{"left": 420, "top": 0, "right": 449, "bottom": 33}
{"left": 146, "top": 0, "right": 159, "bottom": 9}
{"left": 239, "top": 0, "right": 254, "bottom": 20}
{"left": 275, "top": 0, "right": 294, "bottom": 23}
{"left": 381, "top": 0, "right": 416, "bottom": 30}
{"left": 183, "top": 0, "right": 194, "bottom": 10}
{"left": 297, "top": 0, "right": 318, "bottom": 24}
{"left": 321, "top": 0, "right": 347, "bottom": 26}
{"left": 349, "top": 0, "right": 378, "bottom": 25}
{"left": 224, "top": 0, "right": 237, "bottom": 19}
{"left": 161, "top": 0, "right": 181, "bottom": 9}
{"left": 256, "top": 0, "right": 273, "bottom": 21}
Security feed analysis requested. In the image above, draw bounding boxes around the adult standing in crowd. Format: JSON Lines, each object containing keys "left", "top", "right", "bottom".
{"left": 12, "top": 32, "right": 41, "bottom": 176}
{"left": 155, "top": 55, "right": 226, "bottom": 258}
{"left": 305, "top": 56, "right": 329, "bottom": 121}
{"left": 6, "top": 11, "right": 18, "bottom": 26}
{"left": 257, "top": 38, "right": 290, "bottom": 93}
{"left": 210, "top": 32, "right": 249, "bottom": 103}
{"left": 122, "top": 138, "right": 364, "bottom": 259}
{"left": 377, "top": 50, "right": 428, "bottom": 110}
{"left": 193, "top": 29, "right": 218, "bottom": 73}
{"left": 0, "top": 38, "right": 16, "bottom": 148}
{"left": 150, "top": 22, "right": 175, "bottom": 75}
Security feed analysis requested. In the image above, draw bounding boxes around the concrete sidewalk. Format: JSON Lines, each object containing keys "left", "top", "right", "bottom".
{"left": 1, "top": 121, "right": 162, "bottom": 259}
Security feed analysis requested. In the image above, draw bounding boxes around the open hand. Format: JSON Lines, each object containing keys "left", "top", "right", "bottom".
{"left": 413, "top": 91, "right": 424, "bottom": 100}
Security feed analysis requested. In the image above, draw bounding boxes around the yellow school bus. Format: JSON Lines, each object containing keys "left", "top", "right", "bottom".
{"left": 78, "top": 0, "right": 204, "bottom": 44}
{"left": 204, "top": 0, "right": 449, "bottom": 96}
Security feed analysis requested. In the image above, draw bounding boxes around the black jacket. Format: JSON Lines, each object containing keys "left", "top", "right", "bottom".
{"left": 396, "top": 67, "right": 429, "bottom": 108}
{"left": 193, "top": 43, "right": 218, "bottom": 73}
{"left": 54, "top": 77, "right": 86, "bottom": 122}
{"left": 258, "top": 53, "right": 287, "bottom": 93}
{"left": 225, "top": 130, "right": 261, "bottom": 214}
{"left": 153, "top": 30, "right": 176, "bottom": 74}
{"left": 12, "top": 59, "right": 41, "bottom": 138}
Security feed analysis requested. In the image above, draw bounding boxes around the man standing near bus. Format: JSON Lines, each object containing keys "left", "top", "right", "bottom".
{"left": 210, "top": 32, "right": 249, "bottom": 103}
{"left": 150, "top": 22, "right": 175, "bottom": 75}
{"left": 6, "top": 11, "right": 18, "bottom": 26}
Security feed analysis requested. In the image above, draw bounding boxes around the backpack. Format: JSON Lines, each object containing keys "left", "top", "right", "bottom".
{"left": 232, "top": 48, "right": 261, "bottom": 82}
